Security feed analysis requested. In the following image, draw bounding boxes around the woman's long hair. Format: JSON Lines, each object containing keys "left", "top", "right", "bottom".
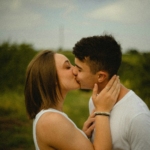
{"left": 24, "top": 50, "right": 62, "bottom": 119}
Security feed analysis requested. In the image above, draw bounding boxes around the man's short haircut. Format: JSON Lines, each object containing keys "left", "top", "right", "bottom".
{"left": 73, "top": 34, "right": 122, "bottom": 78}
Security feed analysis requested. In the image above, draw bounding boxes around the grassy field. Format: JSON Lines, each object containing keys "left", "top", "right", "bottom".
{"left": 1, "top": 89, "right": 149, "bottom": 149}
{"left": 0, "top": 90, "right": 92, "bottom": 150}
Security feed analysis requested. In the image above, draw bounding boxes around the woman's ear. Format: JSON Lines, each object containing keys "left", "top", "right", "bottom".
{"left": 97, "top": 71, "right": 108, "bottom": 83}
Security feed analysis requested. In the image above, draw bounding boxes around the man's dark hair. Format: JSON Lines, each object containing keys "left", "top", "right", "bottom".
{"left": 73, "top": 34, "right": 122, "bottom": 78}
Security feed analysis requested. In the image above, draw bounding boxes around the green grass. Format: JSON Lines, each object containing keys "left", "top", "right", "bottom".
{"left": 0, "top": 91, "right": 34, "bottom": 150}
{"left": 1, "top": 89, "right": 149, "bottom": 149}
{"left": 64, "top": 89, "right": 92, "bottom": 129}
{"left": 0, "top": 89, "right": 92, "bottom": 149}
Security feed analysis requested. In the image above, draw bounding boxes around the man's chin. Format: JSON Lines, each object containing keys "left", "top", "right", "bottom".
{"left": 80, "top": 86, "right": 92, "bottom": 90}
{"left": 75, "top": 80, "right": 81, "bottom": 87}
{"left": 75, "top": 81, "right": 91, "bottom": 90}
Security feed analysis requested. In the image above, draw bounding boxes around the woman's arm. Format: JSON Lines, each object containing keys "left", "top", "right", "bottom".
{"left": 92, "top": 75, "right": 120, "bottom": 150}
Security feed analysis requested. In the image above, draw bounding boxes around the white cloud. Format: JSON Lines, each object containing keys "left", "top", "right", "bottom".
{"left": 87, "top": 0, "right": 150, "bottom": 24}
{"left": 0, "top": 0, "right": 46, "bottom": 30}
{"left": 32, "top": 0, "right": 76, "bottom": 16}
{"left": 0, "top": 0, "right": 76, "bottom": 30}
{"left": 11, "top": 0, "right": 22, "bottom": 11}
{"left": 0, "top": 0, "right": 22, "bottom": 11}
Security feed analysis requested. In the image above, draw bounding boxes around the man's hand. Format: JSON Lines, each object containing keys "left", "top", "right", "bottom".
{"left": 82, "top": 110, "right": 95, "bottom": 138}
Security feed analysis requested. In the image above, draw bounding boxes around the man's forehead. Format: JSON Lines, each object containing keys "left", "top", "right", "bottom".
{"left": 75, "top": 58, "right": 91, "bottom": 71}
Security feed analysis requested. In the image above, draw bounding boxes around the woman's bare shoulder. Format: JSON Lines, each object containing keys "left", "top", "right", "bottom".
{"left": 36, "top": 111, "right": 93, "bottom": 150}
{"left": 37, "top": 111, "right": 72, "bottom": 129}
{"left": 36, "top": 112, "right": 76, "bottom": 146}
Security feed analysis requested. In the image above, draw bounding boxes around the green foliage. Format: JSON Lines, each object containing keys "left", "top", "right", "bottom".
{"left": 0, "top": 42, "right": 37, "bottom": 92}
{"left": 118, "top": 49, "right": 150, "bottom": 108}
{"left": 64, "top": 90, "right": 92, "bottom": 129}
{"left": 0, "top": 91, "right": 34, "bottom": 149}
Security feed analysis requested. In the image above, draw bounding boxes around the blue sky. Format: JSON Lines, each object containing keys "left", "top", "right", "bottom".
{"left": 0, "top": 0, "right": 150, "bottom": 53}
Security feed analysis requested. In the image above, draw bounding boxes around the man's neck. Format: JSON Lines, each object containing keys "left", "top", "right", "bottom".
{"left": 98, "top": 83, "right": 130, "bottom": 104}
{"left": 116, "top": 84, "right": 130, "bottom": 103}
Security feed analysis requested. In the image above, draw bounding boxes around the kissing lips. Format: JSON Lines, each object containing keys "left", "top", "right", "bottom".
{"left": 75, "top": 77, "right": 80, "bottom": 85}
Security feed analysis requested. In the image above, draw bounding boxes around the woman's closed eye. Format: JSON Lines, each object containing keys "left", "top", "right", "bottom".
{"left": 66, "top": 65, "right": 71, "bottom": 69}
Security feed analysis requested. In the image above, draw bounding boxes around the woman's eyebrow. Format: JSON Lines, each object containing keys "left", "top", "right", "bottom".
{"left": 63, "top": 60, "right": 71, "bottom": 66}
{"left": 64, "top": 60, "right": 70, "bottom": 64}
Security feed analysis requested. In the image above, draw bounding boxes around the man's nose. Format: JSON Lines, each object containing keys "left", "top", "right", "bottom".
{"left": 72, "top": 66, "right": 78, "bottom": 76}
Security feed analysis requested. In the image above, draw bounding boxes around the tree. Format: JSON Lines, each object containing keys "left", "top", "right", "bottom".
{"left": 0, "top": 42, "right": 37, "bottom": 91}
{"left": 118, "top": 49, "right": 150, "bottom": 108}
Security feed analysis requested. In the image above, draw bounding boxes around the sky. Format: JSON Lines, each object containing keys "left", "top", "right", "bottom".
{"left": 0, "top": 0, "right": 150, "bottom": 53}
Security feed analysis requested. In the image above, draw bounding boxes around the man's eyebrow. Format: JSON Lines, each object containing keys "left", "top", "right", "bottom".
{"left": 75, "top": 64, "right": 82, "bottom": 70}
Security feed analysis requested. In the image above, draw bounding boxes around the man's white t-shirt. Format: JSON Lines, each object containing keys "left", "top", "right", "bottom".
{"left": 89, "top": 90, "right": 150, "bottom": 150}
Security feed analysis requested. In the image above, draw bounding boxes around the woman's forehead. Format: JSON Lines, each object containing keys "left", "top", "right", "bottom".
{"left": 55, "top": 53, "right": 68, "bottom": 60}
{"left": 54, "top": 53, "right": 68, "bottom": 67}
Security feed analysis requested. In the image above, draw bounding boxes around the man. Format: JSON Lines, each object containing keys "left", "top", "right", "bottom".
{"left": 72, "top": 34, "right": 150, "bottom": 150}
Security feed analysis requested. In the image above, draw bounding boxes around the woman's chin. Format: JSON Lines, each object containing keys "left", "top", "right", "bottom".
{"left": 75, "top": 85, "right": 80, "bottom": 90}
{"left": 74, "top": 83, "right": 81, "bottom": 90}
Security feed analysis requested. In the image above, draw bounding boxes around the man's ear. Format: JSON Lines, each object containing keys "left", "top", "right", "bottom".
{"left": 97, "top": 71, "right": 108, "bottom": 83}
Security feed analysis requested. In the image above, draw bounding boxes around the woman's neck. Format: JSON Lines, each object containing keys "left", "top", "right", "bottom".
{"left": 51, "top": 92, "right": 67, "bottom": 112}
{"left": 52, "top": 101, "right": 64, "bottom": 111}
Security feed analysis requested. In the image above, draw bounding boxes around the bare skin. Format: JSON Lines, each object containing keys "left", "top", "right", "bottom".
{"left": 36, "top": 75, "right": 120, "bottom": 150}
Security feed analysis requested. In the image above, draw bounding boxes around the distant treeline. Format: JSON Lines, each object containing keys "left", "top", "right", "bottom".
{"left": 0, "top": 42, "right": 150, "bottom": 107}
{"left": 0, "top": 42, "right": 37, "bottom": 91}
{"left": 118, "top": 50, "right": 150, "bottom": 106}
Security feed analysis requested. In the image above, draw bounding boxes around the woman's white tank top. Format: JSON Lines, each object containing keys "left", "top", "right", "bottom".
{"left": 33, "top": 108, "right": 87, "bottom": 150}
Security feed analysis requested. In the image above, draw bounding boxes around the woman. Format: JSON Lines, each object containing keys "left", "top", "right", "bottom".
{"left": 24, "top": 50, "right": 120, "bottom": 150}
